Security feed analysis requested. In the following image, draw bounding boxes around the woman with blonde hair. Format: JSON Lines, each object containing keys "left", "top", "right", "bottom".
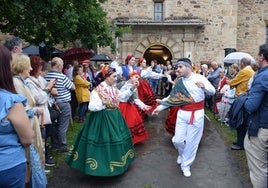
{"left": 12, "top": 53, "right": 47, "bottom": 187}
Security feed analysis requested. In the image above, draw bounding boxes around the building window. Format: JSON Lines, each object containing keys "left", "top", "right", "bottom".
{"left": 154, "top": 2, "right": 163, "bottom": 22}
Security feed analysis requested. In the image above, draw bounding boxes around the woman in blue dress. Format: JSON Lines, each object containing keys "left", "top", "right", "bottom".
{"left": 0, "top": 45, "right": 34, "bottom": 187}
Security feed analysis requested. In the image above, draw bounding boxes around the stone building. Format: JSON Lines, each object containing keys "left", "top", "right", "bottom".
{"left": 1, "top": 0, "right": 267, "bottom": 66}
{"left": 101, "top": 0, "right": 268, "bottom": 65}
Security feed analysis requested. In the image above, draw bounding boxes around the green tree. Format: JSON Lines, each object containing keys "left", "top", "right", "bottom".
{"left": 0, "top": 0, "right": 112, "bottom": 50}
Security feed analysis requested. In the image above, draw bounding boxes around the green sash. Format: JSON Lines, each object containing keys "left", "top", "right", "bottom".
{"left": 162, "top": 78, "right": 194, "bottom": 107}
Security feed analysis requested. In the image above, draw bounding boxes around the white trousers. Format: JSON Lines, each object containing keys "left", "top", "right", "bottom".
{"left": 172, "top": 109, "right": 204, "bottom": 171}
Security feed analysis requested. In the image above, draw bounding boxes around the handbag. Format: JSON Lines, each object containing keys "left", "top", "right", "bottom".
{"left": 48, "top": 102, "right": 61, "bottom": 122}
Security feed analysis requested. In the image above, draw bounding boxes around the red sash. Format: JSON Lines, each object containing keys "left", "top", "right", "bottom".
{"left": 180, "top": 100, "right": 205, "bottom": 125}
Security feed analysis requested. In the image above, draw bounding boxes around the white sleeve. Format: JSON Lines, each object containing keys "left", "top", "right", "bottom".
{"left": 150, "top": 71, "right": 164, "bottom": 79}
{"left": 134, "top": 98, "right": 146, "bottom": 110}
{"left": 156, "top": 104, "right": 169, "bottom": 111}
{"left": 88, "top": 90, "right": 106, "bottom": 111}
{"left": 141, "top": 68, "right": 151, "bottom": 78}
{"left": 119, "top": 84, "right": 133, "bottom": 102}
{"left": 27, "top": 81, "right": 48, "bottom": 105}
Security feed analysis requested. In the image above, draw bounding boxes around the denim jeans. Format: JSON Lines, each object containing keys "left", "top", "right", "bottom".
{"left": 57, "top": 102, "right": 71, "bottom": 145}
{"left": 0, "top": 162, "right": 26, "bottom": 188}
{"left": 78, "top": 102, "right": 89, "bottom": 120}
{"left": 149, "top": 79, "right": 159, "bottom": 94}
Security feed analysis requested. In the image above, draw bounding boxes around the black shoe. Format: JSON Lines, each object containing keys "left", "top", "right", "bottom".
{"left": 232, "top": 141, "right": 237, "bottom": 145}
{"left": 51, "top": 144, "right": 60, "bottom": 151}
{"left": 55, "top": 145, "right": 69, "bottom": 153}
{"left": 45, "top": 157, "right": 56, "bottom": 167}
{"left": 231, "top": 144, "right": 244, "bottom": 150}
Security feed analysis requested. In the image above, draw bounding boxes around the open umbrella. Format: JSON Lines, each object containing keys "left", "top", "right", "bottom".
{"left": 90, "top": 54, "right": 112, "bottom": 62}
{"left": 23, "top": 45, "right": 40, "bottom": 55}
{"left": 223, "top": 52, "right": 256, "bottom": 64}
{"left": 61, "top": 48, "right": 95, "bottom": 65}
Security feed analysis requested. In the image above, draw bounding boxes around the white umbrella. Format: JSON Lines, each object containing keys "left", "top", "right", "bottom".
{"left": 223, "top": 52, "right": 256, "bottom": 64}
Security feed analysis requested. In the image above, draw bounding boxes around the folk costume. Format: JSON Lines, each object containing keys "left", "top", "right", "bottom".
{"left": 155, "top": 60, "right": 215, "bottom": 175}
{"left": 66, "top": 69, "right": 135, "bottom": 176}
{"left": 138, "top": 65, "right": 163, "bottom": 119}
{"left": 117, "top": 72, "right": 149, "bottom": 144}
{"left": 136, "top": 57, "right": 161, "bottom": 120}
{"left": 165, "top": 106, "right": 180, "bottom": 135}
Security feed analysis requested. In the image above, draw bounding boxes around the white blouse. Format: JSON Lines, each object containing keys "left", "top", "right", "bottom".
{"left": 88, "top": 81, "right": 133, "bottom": 111}
{"left": 141, "top": 67, "right": 164, "bottom": 79}
{"left": 119, "top": 81, "right": 147, "bottom": 110}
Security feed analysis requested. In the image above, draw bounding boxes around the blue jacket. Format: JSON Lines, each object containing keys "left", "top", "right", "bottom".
{"left": 244, "top": 66, "right": 268, "bottom": 136}
{"left": 229, "top": 93, "right": 248, "bottom": 130}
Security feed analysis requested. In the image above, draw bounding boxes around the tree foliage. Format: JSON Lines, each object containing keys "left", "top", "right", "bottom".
{"left": 0, "top": 0, "right": 112, "bottom": 49}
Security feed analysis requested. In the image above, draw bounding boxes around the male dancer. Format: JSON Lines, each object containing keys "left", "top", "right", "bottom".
{"left": 152, "top": 58, "right": 215, "bottom": 177}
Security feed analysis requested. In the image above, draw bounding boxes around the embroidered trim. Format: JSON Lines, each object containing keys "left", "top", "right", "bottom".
{"left": 110, "top": 149, "right": 135, "bottom": 172}
{"left": 86, "top": 158, "right": 98, "bottom": 170}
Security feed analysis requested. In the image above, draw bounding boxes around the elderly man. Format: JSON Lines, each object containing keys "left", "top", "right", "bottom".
{"left": 206, "top": 61, "right": 222, "bottom": 112}
{"left": 152, "top": 58, "right": 215, "bottom": 177}
{"left": 4, "top": 36, "right": 23, "bottom": 54}
{"left": 45, "top": 57, "right": 75, "bottom": 152}
{"left": 229, "top": 57, "right": 255, "bottom": 150}
{"left": 243, "top": 44, "right": 268, "bottom": 188}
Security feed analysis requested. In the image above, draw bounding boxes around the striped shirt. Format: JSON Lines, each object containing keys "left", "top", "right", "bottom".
{"left": 45, "top": 70, "right": 73, "bottom": 102}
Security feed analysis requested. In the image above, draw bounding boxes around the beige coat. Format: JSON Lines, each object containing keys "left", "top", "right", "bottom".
{"left": 13, "top": 76, "right": 45, "bottom": 165}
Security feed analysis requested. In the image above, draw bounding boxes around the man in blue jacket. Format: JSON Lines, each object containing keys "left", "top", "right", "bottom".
{"left": 244, "top": 43, "right": 268, "bottom": 188}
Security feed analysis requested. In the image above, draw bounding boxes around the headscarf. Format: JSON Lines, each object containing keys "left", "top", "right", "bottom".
{"left": 129, "top": 70, "right": 141, "bottom": 78}
{"left": 101, "top": 65, "right": 116, "bottom": 78}
{"left": 125, "top": 54, "right": 135, "bottom": 64}
{"left": 177, "top": 58, "right": 192, "bottom": 68}
{"left": 138, "top": 57, "right": 145, "bottom": 66}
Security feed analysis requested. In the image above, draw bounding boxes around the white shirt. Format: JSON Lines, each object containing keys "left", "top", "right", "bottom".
{"left": 141, "top": 67, "right": 163, "bottom": 79}
{"left": 157, "top": 73, "right": 215, "bottom": 111}
{"left": 119, "top": 81, "right": 147, "bottom": 110}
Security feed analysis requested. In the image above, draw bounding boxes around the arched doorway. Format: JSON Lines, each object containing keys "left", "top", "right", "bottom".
{"left": 143, "top": 45, "right": 172, "bottom": 65}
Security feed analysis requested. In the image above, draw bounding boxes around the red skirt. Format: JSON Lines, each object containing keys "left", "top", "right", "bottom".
{"left": 165, "top": 106, "right": 179, "bottom": 136}
{"left": 119, "top": 102, "right": 148, "bottom": 144}
{"left": 136, "top": 80, "right": 158, "bottom": 120}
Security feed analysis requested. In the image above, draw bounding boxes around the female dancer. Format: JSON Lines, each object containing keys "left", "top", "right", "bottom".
{"left": 117, "top": 70, "right": 151, "bottom": 144}
{"left": 66, "top": 66, "right": 135, "bottom": 176}
{"left": 137, "top": 57, "right": 164, "bottom": 120}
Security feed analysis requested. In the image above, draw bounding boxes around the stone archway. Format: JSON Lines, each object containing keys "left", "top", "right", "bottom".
{"left": 143, "top": 45, "right": 172, "bottom": 65}
{"left": 134, "top": 35, "right": 180, "bottom": 64}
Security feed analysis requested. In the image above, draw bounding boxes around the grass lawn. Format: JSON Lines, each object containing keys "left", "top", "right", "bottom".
{"left": 205, "top": 109, "right": 249, "bottom": 180}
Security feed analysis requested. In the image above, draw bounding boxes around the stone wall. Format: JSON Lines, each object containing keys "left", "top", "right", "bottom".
{"left": 1, "top": 0, "right": 267, "bottom": 65}
{"left": 237, "top": 0, "right": 267, "bottom": 56}
{"left": 102, "top": 0, "right": 268, "bottom": 64}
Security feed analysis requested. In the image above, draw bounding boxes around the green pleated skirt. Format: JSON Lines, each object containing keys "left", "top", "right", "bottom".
{"left": 65, "top": 109, "right": 135, "bottom": 176}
